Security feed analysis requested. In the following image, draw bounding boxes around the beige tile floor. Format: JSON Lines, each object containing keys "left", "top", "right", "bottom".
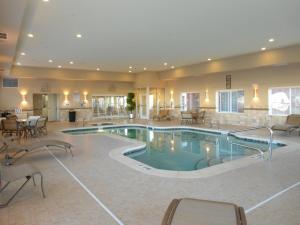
{"left": 0, "top": 119, "right": 299, "bottom": 225}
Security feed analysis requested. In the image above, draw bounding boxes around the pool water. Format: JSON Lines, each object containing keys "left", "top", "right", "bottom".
{"left": 63, "top": 126, "right": 284, "bottom": 171}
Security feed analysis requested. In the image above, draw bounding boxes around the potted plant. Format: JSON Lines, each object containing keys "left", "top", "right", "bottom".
{"left": 126, "top": 92, "right": 136, "bottom": 119}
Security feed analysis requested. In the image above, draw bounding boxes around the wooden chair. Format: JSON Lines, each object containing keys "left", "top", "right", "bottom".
{"left": 1, "top": 118, "right": 18, "bottom": 136}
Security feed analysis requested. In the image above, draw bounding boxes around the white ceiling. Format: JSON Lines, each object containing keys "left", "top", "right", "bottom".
{"left": 14, "top": 0, "right": 300, "bottom": 72}
{"left": 0, "top": 0, "right": 27, "bottom": 76}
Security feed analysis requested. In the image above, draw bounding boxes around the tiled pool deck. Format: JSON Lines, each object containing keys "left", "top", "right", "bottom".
{"left": 0, "top": 119, "right": 299, "bottom": 225}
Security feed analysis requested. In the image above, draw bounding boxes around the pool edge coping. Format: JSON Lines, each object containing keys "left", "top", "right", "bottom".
{"left": 59, "top": 124, "right": 296, "bottom": 179}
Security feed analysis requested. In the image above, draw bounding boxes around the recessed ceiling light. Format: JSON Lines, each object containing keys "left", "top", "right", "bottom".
{"left": 69, "top": 61, "right": 74, "bottom": 64}
{"left": 43, "top": 0, "right": 49, "bottom": 2}
{"left": 48, "top": 59, "right": 53, "bottom": 63}
{"left": 207, "top": 58, "right": 212, "bottom": 61}
{"left": 27, "top": 33, "right": 34, "bottom": 38}
{"left": 129, "top": 70, "right": 132, "bottom": 73}
{"left": 58, "top": 65, "right": 62, "bottom": 68}
{"left": 129, "top": 66, "right": 133, "bottom": 69}
{"left": 96, "top": 68, "right": 100, "bottom": 71}
{"left": 143, "top": 67, "right": 147, "bottom": 71}
{"left": 16, "top": 62, "right": 21, "bottom": 66}
{"left": 268, "top": 38, "right": 274, "bottom": 42}
{"left": 261, "top": 47, "right": 266, "bottom": 51}
{"left": 20, "top": 52, "right": 26, "bottom": 56}
{"left": 76, "top": 34, "right": 82, "bottom": 38}
{"left": 171, "top": 66, "right": 175, "bottom": 69}
{"left": 163, "top": 62, "right": 168, "bottom": 66}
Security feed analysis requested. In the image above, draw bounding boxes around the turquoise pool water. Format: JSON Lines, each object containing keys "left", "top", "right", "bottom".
{"left": 63, "top": 126, "right": 284, "bottom": 171}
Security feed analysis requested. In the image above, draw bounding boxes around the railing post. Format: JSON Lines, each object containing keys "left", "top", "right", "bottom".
{"left": 267, "top": 127, "right": 274, "bottom": 161}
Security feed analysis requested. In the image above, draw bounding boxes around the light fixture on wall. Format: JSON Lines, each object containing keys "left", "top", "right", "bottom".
{"left": 253, "top": 85, "right": 259, "bottom": 101}
{"left": 170, "top": 90, "right": 174, "bottom": 108}
{"left": 83, "top": 91, "right": 88, "bottom": 104}
{"left": 63, "top": 91, "right": 70, "bottom": 106}
{"left": 205, "top": 90, "right": 209, "bottom": 103}
{"left": 20, "top": 90, "right": 28, "bottom": 106}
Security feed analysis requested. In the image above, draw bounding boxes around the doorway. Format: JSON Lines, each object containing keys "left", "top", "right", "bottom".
{"left": 33, "top": 93, "right": 59, "bottom": 121}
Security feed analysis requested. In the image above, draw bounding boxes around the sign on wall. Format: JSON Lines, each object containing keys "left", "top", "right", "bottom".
{"left": 226, "top": 75, "right": 231, "bottom": 89}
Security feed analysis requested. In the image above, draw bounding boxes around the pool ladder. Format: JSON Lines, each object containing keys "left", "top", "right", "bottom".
{"left": 227, "top": 126, "right": 274, "bottom": 161}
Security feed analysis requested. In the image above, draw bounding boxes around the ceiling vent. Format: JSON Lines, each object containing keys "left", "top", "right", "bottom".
{"left": 0, "top": 33, "right": 7, "bottom": 40}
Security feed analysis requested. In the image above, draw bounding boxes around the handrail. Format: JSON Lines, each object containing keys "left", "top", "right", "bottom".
{"left": 228, "top": 126, "right": 274, "bottom": 160}
{"left": 229, "top": 142, "right": 264, "bottom": 158}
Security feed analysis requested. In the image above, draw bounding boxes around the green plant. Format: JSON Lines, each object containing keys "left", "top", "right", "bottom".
{"left": 126, "top": 92, "right": 136, "bottom": 113}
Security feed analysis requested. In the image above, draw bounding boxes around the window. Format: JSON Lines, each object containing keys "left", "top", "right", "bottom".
{"left": 180, "top": 92, "right": 200, "bottom": 111}
{"left": 269, "top": 87, "right": 300, "bottom": 115}
{"left": 217, "top": 90, "right": 244, "bottom": 113}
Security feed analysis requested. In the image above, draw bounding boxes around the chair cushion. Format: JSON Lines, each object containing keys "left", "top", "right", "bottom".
{"left": 163, "top": 198, "right": 244, "bottom": 225}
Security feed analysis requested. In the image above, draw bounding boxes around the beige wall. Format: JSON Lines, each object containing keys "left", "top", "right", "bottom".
{"left": 134, "top": 71, "right": 165, "bottom": 88}
{"left": 163, "top": 63, "right": 300, "bottom": 109}
{"left": 0, "top": 78, "right": 134, "bottom": 110}
{"left": 159, "top": 44, "right": 300, "bottom": 80}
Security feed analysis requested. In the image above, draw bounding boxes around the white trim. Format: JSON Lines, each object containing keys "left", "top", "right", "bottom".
{"left": 48, "top": 150, "right": 125, "bottom": 225}
{"left": 245, "top": 181, "right": 300, "bottom": 214}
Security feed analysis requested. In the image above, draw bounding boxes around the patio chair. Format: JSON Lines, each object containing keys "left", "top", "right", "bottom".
{"left": 36, "top": 117, "right": 48, "bottom": 136}
{"left": 181, "top": 112, "right": 193, "bottom": 124}
{"left": 153, "top": 110, "right": 171, "bottom": 121}
{"left": 0, "top": 163, "right": 45, "bottom": 207}
{"left": 271, "top": 114, "right": 300, "bottom": 135}
{"left": 1, "top": 117, "right": 18, "bottom": 136}
{"left": 2, "top": 139, "right": 73, "bottom": 165}
{"left": 161, "top": 198, "right": 247, "bottom": 225}
{"left": 25, "top": 116, "right": 41, "bottom": 137}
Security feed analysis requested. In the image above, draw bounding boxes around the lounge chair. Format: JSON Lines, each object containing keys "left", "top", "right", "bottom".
{"left": 0, "top": 163, "right": 45, "bottom": 207}
{"left": 271, "top": 114, "right": 300, "bottom": 135}
{"left": 153, "top": 110, "right": 171, "bottom": 121}
{"left": 1, "top": 139, "right": 73, "bottom": 165}
{"left": 161, "top": 198, "right": 247, "bottom": 225}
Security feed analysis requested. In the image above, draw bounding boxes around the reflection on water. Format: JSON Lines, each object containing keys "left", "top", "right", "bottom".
{"left": 105, "top": 127, "right": 278, "bottom": 171}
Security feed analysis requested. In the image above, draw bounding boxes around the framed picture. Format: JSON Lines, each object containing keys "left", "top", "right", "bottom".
{"left": 226, "top": 75, "right": 231, "bottom": 89}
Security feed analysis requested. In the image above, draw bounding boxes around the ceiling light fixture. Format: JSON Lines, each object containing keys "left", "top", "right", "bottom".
{"left": 43, "top": 0, "right": 49, "bottom": 2}
{"left": 163, "top": 62, "right": 168, "bottom": 66}
{"left": 129, "top": 70, "right": 132, "bottom": 73}
{"left": 48, "top": 59, "right": 53, "bottom": 63}
{"left": 171, "top": 66, "right": 175, "bottom": 69}
{"left": 20, "top": 52, "right": 26, "bottom": 56}
{"left": 129, "top": 66, "right": 133, "bottom": 69}
{"left": 58, "top": 65, "right": 62, "bottom": 68}
{"left": 261, "top": 47, "right": 266, "bottom": 51}
{"left": 96, "top": 68, "right": 100, "bottom": 71}
{"left": 207, "top": 58, "right": 212, "bottom": 61}
{"left": 76, "top": 34, "right": 82, "bottom": 38}
{"left": 16, "top": 62, "right": 21, "bottom": 66}
{"left": 268, "top": 38, "right": 274, "bottom": 42}
{"left": 69, "top": 61, "right": 74, "bottom": 64}
{"left": 143, "top": 67, "right": 147, "bottom": 71}
{"left": 27, "top": 33, "right": 34, "bottom": 38}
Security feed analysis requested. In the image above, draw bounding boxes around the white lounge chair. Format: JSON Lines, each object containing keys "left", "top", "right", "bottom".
{"left": 1, "top": 139, "right": 73, "bottom": 165}
{"left": 0, "top": 163, "right": 45, "bottom": 207}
